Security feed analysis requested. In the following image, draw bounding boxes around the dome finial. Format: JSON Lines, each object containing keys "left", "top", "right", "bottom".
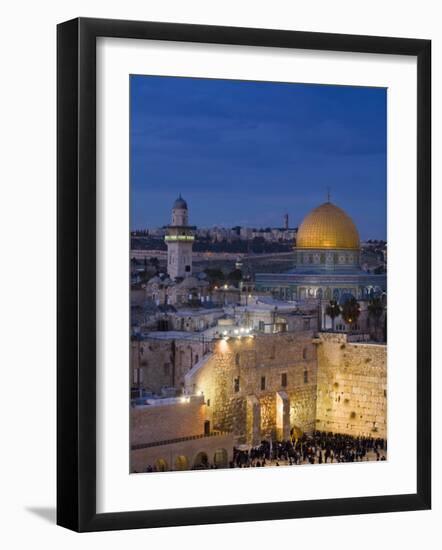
{"left": 326, "top": 186, "right": 331, "bottom": 203}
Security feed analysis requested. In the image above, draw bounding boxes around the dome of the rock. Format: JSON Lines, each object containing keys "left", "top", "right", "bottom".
{"left": 296, "top": 202, "right": 360, "bottom": 250}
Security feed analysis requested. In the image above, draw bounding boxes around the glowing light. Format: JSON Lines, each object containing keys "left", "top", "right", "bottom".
{"left": 234, "top": 329, "right": 239, "bottom": 334}
{"left": 223, "top": 330, "right": 228, "bottom": 336}
{"left": 165, "top": 235, "right": 195, "bottom": 242}
{"left": 240, "top": 328, "right": 245, "bottom": 333}
{"left": 224, "top": 284, "right": 228, "bottom": 289}
{"left": 219, "top": 339, "right": 229, "bottom": 352}
{"left": 180, "top": 396, "right": 187, "bottom": 403}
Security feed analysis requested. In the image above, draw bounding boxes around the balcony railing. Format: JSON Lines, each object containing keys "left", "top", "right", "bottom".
{"left": 131, "top": 430, "right": 231, "bottom": 451}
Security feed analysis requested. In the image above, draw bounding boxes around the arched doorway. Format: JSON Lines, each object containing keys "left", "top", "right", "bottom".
{"left": 213, "top": 448, "right": 228, "bottom": 468}
{"left": 155, "top": 458, "right": 168, "bottom": 472}
{"left": 193, "top": 451, "right": 209, "bottom": 469}
{"left": 174, "top": 455, "right": 189, "bottom": 471}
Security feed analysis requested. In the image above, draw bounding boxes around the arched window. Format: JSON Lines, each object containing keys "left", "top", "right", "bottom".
{"left": 235, "top": 353, "right": 240, "bottom": 366}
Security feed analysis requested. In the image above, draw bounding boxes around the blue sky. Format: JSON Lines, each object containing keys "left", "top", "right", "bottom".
{"left": 130, "top": 75, "right": 386, "bottom": 240}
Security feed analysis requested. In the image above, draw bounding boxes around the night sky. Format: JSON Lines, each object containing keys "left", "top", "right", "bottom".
{"left": 130, "top": 75, "right": 386, "bottom": 240}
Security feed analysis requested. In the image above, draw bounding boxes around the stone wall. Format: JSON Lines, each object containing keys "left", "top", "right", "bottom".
{"left": 130, "top": 432, "right": 234, "bottom": 473}
{"left": 131, "top": 337, "right": 210, "bottom": 394}
{"left": 315, "top": 333, "right": 387, "bottom": 438}
{"left": 185, "top": 331, "right": 318, "bottom": 443}
{"left": 131, "top": 395, "right": 206, "bottom": 446}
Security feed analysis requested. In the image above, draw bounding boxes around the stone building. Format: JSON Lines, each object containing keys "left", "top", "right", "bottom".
{"left": 131, "top": 394, "right": 234, "bottom": 473}
{"left": 255, "top": 199, "right": 386, "bottom": 303}
{"left": 145, "top": 274, "right": 211, "bottom": 308}
{"left": 131, "top": 331, "right": 213, "bottom": 394}
{"left": 165, "top": 195, "right": 195, "bottom": 280}
{"left": 131, "top": 326, "right": 387, "bottom": 472}
{"left": 185, "top": 331, "right": 319, "bottom": 444}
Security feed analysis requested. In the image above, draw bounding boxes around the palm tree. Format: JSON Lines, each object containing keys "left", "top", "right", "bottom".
{"left": 341, "top": 297, "right": 361, "bottom": 330}
{"left": 368, "top": 297, "right": 384, "bottom": 339}
{"left": 325, "top": 300, "right": 341, "bottom": 331}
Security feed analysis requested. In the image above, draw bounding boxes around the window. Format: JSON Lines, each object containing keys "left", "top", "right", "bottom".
{"left": 281, "top": 373, "right": 287, "bottom": 387}
{"left": 133, "top": 368, "right": 140, "bottom": 385}
{"left": 258, "top": 320, "right": 265, "bottom": 332}
{"left": 194, "top": 354, "right": 199, "bottom": 364}
{"left": 304, "top": 370, "right": 308, "bottom": 384}
{"left": 235, "top": 353, "right": 240, "bottom": 367}
{"left": 261, "top": 376, "right": 266, "bottom": 391}
{"left": 234, "top": 377, "right": 240, "bottom": 393}
{"left": 185, "top": 265, "right": 191, "bottom": 272}
{"left": 163, "top": 363, "right": 170, "bottom": 376}
{"left": 207, "top": 398, "right": 210, "bottom": 407}
{"left": 302, "top": 347, "right": 308, "bottom": 360}
{"left": 303, "top": 319, "right": 310, "bottom": 330}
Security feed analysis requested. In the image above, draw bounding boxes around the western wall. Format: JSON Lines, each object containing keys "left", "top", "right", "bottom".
{"left": 315, "top": 332, "right": 387, "bottom": 438}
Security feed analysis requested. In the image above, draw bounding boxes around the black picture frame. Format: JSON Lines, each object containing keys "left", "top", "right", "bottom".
{"left": 57, "top": 17, "right": 431, "bottom": 532}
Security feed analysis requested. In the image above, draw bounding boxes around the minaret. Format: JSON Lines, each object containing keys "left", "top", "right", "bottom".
{"left": 165, "top": 195, "right": 195, "bottom": 279}
{"left": 284, "top": 213, "right": 289, "bottom": 230}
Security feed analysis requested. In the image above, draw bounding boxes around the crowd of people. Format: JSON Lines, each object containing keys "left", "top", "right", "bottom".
{"left": 230, "top": 431, "right": 387, "bottom": 468}
{"left": 138, "top": 431, "right": 387, "bottom": 473}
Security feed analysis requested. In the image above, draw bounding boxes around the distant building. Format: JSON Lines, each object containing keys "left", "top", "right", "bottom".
{"left": 165, "top": 195, "right": 195, "bottom": 279}
{"left": 145, "top": 197, "right": 208, "bottom": 307}
{"left": 255, "top": 200, "right": 386, "bottom": 302}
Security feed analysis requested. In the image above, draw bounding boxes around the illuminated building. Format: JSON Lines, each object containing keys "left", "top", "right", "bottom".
{"left": 255, "top": 199, "right": 386, "bottom": 303}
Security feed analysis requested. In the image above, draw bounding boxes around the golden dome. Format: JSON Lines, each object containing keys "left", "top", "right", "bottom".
{"left": 296, "top": 202, "right": 360, "bottom": 250}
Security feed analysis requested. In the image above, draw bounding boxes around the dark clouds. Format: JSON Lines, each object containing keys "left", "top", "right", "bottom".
{"left": 130, "top": 76, "right": 386, "bottom": 239}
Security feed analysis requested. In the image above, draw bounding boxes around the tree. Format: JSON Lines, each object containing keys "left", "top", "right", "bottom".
{"left": 227, "top": 269, "right": 243, "bottom": 286}
{"left": 368, "top": 297, "right": 384, "bottom": 339}
{"left": 149, "top": 257, "right": 159, "bottom": 268}
{"left": 204, "top": 268, "right": 225, "bottom": 289}
{"left": 341, "top": 297, "right": 361, "bottom": 329}
{"left": 325, "top": 300, "right": 341, "bottom": 331}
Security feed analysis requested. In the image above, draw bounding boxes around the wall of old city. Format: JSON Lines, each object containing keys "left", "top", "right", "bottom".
{"left": 186, "top": 331, "right": 318, "bottom": 443}
{"left": 131, "top": 336, "right": 210, "bottom": 393}
{"left": 130, "top": 395, "right": 235, "bottom": 473}
{"left": 131, "top": 395, "right": 207, "bottom": 446}
{"left": 130, "top": 432, "right": 234, "bottom": 473}
{"left": 315, "top": 333, "right": 387, "bottom": 438}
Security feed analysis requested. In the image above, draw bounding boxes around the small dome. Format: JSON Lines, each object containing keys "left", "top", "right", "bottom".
{"left": 296, "top": 202, "right": 360, "bottom": 250}
{"left": 173, "top": 194, "right": 188, "bottom": 209}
